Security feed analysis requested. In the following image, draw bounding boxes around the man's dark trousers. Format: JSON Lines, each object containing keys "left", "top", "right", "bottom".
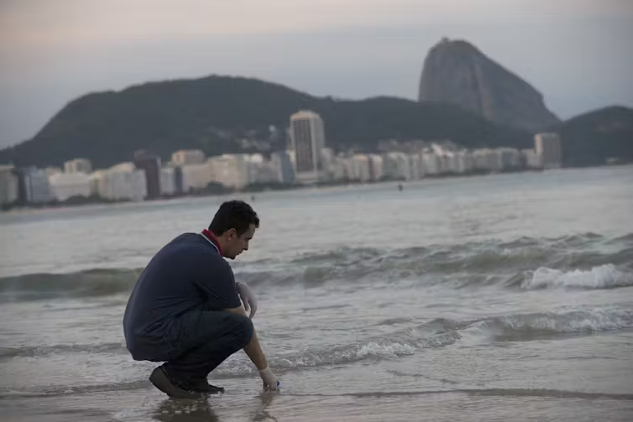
{"left": 131, "top": 309, "right": 254, "bottom": 382}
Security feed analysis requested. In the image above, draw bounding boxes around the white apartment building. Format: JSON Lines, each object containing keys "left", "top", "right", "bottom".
{"left": 349, "top": 155, "right": 371, "bottom": 182}
{"left": 90, "top": 163, "right": 147, "bottom": 201}
{"left": 368, "top": 154, "right": 384, "bottom": 181}
{"left": 535, "top": 133, "right": 562, "bottom": 169}
{"left": 455, "top": 151, "right": 474, "bottom": 174}
{"left": 48, "top": 172, "right": 92, "bottom": 201}
{"left": 382, "top": 152, "right": 410, "bottom": 180}
{"left": 171, "top": 149, "right": 207, "bottom": 166}
{"left": 444, "top": 152, "right": 460, "bottom": 174}
{"left": 45, "top": 167, "right": 63, "bottom": 176}
{"left": 64, "top": 158, "right": 92, "bottom": 174}
{"left": 330, "top": 156, "right": 349, "bottom": 181}
{"left": 522, "top": 149, "right": 543, "bottom": 169}
{"left": 245, "top": 154, "right": 282, "bottom": 185}
{"left": 421, "top": 152, "right": 441, "bottom": 175}
{"left": 497, "top": 148, "right": 522, "bottom": 169}
{"left": 472, "top": 149, "right": 498, "bottom": 172}
{"left": 208, "top": 154, "right": 250, "bottom": 189}
{"left": 181, "top": 162, "right": 214, "bottom": 192}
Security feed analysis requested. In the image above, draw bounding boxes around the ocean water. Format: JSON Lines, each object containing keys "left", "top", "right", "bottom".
{"left": 1, "top": 166, "right": 633, "bottom": 421}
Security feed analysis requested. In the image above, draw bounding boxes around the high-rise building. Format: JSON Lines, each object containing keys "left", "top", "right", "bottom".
{"left": 20, "top": 167, "right": 53, "bottom": 204}
{"left": 271, "top": 151, "right": 295, "bottom": 184}
{"left": 289, "top": 110, "right": 325, "bottom": 183}
{"left": 535, "top": 133, "right": 562, "bottom": 169}
{"left": 64, "top": 158, "right": 92, "bottom": 174}
{"left": 160, "top": 167, "right": 177, "bottom": 196}
{"left": 133, "top": 150, "right": 161, "bottom": 199}
{"left": 0, "top": 165, "right": 18, "bottom": 206}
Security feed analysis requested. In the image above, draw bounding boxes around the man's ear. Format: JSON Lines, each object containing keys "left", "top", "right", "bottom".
{"left": 226, "top": 228, "right": 238, "bottom": 240}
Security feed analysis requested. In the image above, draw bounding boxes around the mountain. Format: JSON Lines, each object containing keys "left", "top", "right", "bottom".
{"left": 418, "top": 38, "right": 560, "bottom": 133}
{"left": 0, "top": 75, "right": 531, "bottom": 169}
{"left": 558, "top": 106, "right": 633, "bottom": 167}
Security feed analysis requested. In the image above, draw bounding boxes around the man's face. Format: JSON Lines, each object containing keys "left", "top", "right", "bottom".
{"left": 225, "top": 224, "right": 256, "bottom": 259}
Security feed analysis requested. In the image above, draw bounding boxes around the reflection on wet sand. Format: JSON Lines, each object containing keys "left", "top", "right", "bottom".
{"left": 152, "top": 391, "right": 278, "bottom": 422}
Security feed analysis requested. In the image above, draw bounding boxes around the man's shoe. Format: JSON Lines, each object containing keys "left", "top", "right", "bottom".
{"left": 149, "top": 366, "right": 200, "bottom": 399}
{"left": 188, "top": 378, "right": 225, "bottom": 394}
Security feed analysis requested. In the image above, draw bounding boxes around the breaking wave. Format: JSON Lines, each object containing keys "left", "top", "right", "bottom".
{"left": 518, "top": 264, "right": 633, "bottom": 290}
{"left": 463, "top": 308, "right": 633, "bottom": 339}
{"left": 1, "top": 233, "right": 631, "bottom": 302}
{"left": 0, "top": 268, "right": 142, "bottom": 302}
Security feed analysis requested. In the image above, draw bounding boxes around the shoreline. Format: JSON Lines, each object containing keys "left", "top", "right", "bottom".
{"left": 2, "top": 163, "right": 631, "bottom": 214}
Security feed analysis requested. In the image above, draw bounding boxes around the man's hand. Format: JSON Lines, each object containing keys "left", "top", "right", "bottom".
{"left": 259, "top": 366, "right": 280, "bottom": 391}
{"left": 236, "top": 281, "right": 257, "bottom": 319}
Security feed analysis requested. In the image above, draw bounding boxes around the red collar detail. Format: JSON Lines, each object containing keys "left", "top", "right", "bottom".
{"left": 202, "top": 229, "right": 222, "bottom": 254}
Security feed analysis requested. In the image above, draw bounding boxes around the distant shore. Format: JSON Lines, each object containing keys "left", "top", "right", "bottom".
{"left": 3, "top": 163, "right": 631, "bottom": 213}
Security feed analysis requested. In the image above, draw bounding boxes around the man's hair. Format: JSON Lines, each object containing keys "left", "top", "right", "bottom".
{"left": 209, "top": 200, "right": 259, "bottom": 236}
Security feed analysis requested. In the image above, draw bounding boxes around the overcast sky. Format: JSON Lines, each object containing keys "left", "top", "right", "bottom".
{"left": 1, "top": 0, "right": 632, "bottom": 149}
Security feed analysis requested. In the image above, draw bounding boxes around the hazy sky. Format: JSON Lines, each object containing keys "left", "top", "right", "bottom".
{"left": 1, "top": 0, "right": 632, "bottom": 148}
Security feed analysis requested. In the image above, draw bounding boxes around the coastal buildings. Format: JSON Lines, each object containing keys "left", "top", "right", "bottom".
{"left": 535, "top": 133, "right": 562, "bottom": 169}
{"left": 1, "top": 110, "right": 567, "bottom": 209}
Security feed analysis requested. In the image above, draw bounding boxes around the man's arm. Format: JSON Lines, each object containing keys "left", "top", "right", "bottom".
{"left": 224, "top": 305, "right": 279, "bottom": 389}
{"left": 224, "top": 305, "right": 267, "bottom": 369}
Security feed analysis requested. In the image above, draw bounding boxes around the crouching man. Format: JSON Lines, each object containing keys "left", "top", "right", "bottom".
{"left": 123, "top": 200, "right": 279, "bottom": 398}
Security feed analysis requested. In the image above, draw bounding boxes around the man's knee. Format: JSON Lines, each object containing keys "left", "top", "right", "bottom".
{"left": 230, "top": 314, "right": 253, "bottom": 348}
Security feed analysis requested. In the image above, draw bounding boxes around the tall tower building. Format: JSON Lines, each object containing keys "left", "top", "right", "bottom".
{"left": 133, "top": 150, "right": 161, "bottom": 199}
{"left": 534, "top": 133, "right": 562, "bottom": 169}
{"left": 290, "top": 110, "right": 325, "bottom": 183}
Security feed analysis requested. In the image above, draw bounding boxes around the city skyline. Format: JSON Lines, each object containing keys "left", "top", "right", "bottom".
{"left": 0, "top": 107, "right": 562, "bottom": 209}
{"left": 1, "top": 0, "right": 632, "bottom": 149}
